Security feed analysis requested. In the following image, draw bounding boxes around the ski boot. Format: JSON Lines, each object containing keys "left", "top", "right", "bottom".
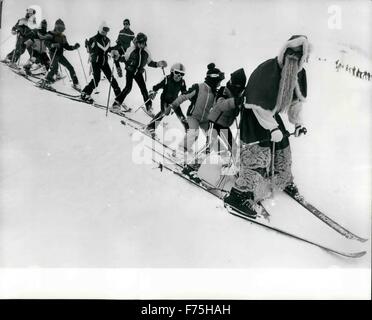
{"left": 284, "top": 182, "right": 299, "bottom": 197}
{"left": 111, "top": 101, "right": 132, "bottom": 113}
{"left": 145, "top": 100, "right": 155, "bottom": 117}
{"left": 81, "top": 92, "right": 94, "bottom": 103}
{"left": 143, "top": 126, "right": 156, "bottom": 139}
{"left": 182, "top": 164, "right": 202, "bottom": 184}
{"left": 37, "top": 78, "right": 53, "bottom": 89}
{"left": 224, "top": 188, "right": 257, "bottom": 218}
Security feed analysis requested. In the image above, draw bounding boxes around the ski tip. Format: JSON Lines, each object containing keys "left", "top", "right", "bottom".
{"left": 347, "top": 251, "right": 367, "bottom": 258}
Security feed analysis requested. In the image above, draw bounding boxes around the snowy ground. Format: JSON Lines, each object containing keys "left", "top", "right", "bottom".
{"left": 0, "top": 0, "right": 371, "bottom": 298}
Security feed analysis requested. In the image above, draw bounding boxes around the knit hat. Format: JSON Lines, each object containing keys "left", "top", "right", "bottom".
{"left": 54, "top": 19, "right": 65, "bottom": 32}
{"left": 135, "top": 32, "right": 147, "bottom": 45}
{"left": 123, "top": 19, "right": 130, "bottom": 25}
{"left": 227, "top": 68, "right": 247, "bottom": 96}
{"left": 99, "top": 21, "right": 110, "bottom": 34}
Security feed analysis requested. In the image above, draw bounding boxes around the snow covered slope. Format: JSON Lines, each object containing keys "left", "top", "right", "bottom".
{"left": 0, "top": 0, "right": 370, "bottom": 298}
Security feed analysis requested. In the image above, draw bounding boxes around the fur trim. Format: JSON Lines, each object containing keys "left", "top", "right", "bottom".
{"left": 287, "top": 101, "right": 304, "bottom": 125}
{"left": 243, "top": 103, "right": 277, "bottom": 130}
{"left": 277, "top": 36, "right": 311, "bottom": 71}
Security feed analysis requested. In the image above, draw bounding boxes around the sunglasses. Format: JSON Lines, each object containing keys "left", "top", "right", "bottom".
{"left": 124, "top": 23, "right": 130, "bottom": 26}
{"left": 174, "top": 71, "right": 185, "bottom": 76}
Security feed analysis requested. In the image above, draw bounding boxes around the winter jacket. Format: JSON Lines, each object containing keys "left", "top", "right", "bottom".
{"left": 12, "top": 20, "right": 32, "bottom": 39}
{"left": 124, "top": 45, "right": 157, "bottom": 74}
{"left": 240, "top": 57, "right": 307, "bottom": 148}
{"left": 152, "top": 75, "right": 187, "bottom": 104}
{"left": 208, "top": 86, "right": 240, "bottom": 128}
{"left": 86, "top": 32, "right": 115, "bottom": 65}
{"left": 116, "top": 28, "right": 135, "bottom": 52}
{"left": 44, "top": 31, "right": 75, "bottom": 56}
{"left": 171, "top": 82, "right": 216, "bottom": 123}
{"left": 25, "top": 28, "right": 48, "bottom": 53}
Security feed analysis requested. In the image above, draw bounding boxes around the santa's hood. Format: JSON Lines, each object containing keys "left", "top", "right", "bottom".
{"left": 277, "top": 35, "right": 312, "bottom": 71}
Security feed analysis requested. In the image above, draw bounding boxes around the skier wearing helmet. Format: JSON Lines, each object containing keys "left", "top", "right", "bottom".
{"left": 111, "top": 32, "right": 167, "bottom": 115}
{"left": 145, "top": 62, "right": 188, "bottom": 135}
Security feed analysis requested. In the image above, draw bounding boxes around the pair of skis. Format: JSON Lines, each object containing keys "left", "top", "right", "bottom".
{"left": 119, "top": 115, "right": 367, "bottom": 258}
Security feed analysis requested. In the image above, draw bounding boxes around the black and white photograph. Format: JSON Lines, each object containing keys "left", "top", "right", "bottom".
{"left": 0, "top": 0, "right": 370, "bottom": 301}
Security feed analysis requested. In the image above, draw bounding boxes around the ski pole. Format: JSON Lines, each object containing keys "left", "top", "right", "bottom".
{"left": 134, "top": 97, "right": 152, "bottom": 113}
{"left": 247, "top": 127, "right": 307, "bottom": 146}
{"left": 105, "top": 61, "right": 116, "bottom": 117}
{"left": 77, "top": 48, "right": 88, "bottom": 84}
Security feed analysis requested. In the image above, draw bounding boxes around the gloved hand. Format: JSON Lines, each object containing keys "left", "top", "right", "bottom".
{"left": 51, "top": 43, "right": 61, "bottom": 48}
{"left": 148, "top": 90, "right": 157, "bottom": 100}
{"left": 294, "top": 124, "right": 306, "bottom": 137}
{"left": 270, "top": 128, "right": 283, "bottom": 142}
{"left": 111, "top": 49, "right": 120, "bottom": 60}
{"left": 157, "top": 60, "right": 167, "bottom": 68}
{"left": 74, "top": 43, "right": 80, "bottom": 49}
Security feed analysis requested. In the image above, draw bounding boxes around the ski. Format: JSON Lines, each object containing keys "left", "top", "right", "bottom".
{"left": 10, "top": 68, "right": 44, "bottom": 83}
{"left": 120, "top": 118, "right": 176, "bottom": 154}
{"left": 148, "top": 147, "right": 366, "bottom": 259}
{"left": 284, "top": 189, "right": 368, "bottom": 242}
{"left": 226, "top": 204, "right": 366, "bottom": 258}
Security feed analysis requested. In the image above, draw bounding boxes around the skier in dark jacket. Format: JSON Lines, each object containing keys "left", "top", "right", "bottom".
{"left": 39, "top": 19, "right": 80, "bottom": 90}
{"left": 3, "top": 8, "right": 35, "bottom": 64}
{"left": 5, "top": 18, "right": 33, "bottom": 64}
{"left": 145, "top": 63, "right": 188, "bottom": 134}
{"left": 22, "top": 19, "right": 50, "bottom": 74}
{"left": 80, "top": 22, "right": 124, "bottom": 107}
{"left": 224, "top": 35, "right": 311, "bottom": 217}
{"left": 114, "top": 18, "right": 135, "bottom": 78}
{"left": 111, "top": 32, "right": 167, "bottom": 115}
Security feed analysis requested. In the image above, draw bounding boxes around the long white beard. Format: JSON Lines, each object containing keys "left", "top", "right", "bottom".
{"left": 275, "top": 54, "right": 299, "bottom": 114}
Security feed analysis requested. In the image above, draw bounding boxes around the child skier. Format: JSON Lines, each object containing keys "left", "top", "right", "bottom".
{"left": 114, "top": 18, "right": 135, "bottom": 78}
{"left": 111, "top": 32, "right": 167, "bottom": 115}
{"left": 206, "top": 68, "right": 247, "bottom": 160}
{"left": 168, "top": 63, "right": 225, "bottom": 157}
{"left": 39, "top": 19, "right": 80, "bottom": 90}
{"left": 3, "top": 8, "right": 35, "bottom": 64}
{"left": 22, "top": 19, "right": 50, "bottom": 75}
{"left": 145, "top": 63, "right": 188, "bottom": 135}
{"left": 80, "top": 22, "right": 123, "bottom": 107}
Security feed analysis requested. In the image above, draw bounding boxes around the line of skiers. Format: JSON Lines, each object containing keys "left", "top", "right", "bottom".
{"left": 2, "top": 8, "right": 311, "bottom": 217}
{"left": 335, "top": 60, "right": 371, "bottom": 81}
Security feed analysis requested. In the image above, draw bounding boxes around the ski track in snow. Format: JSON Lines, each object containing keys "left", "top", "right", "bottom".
{"left": 0, "top": 0, "right": 370, "bottom": 269}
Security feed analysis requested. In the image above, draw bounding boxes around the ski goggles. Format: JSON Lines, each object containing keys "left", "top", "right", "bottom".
{"left": 174, "top": 70, "right": 185, "bottom": 76}
{"left": 102, "top": 26, "right": 110, "bottom": 32}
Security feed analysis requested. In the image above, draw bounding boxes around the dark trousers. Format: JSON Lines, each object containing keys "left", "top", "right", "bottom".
{"left": 209, "top": 122, "right": 234, "bottom": 152}
{"left": 82, "top": 61, "right": 121, "bottom": 97}
{"left": 116, "top": 71, "right": 149, "bottom": 106}
{"left": 46, "top": 54, "right": 78, "bottom": 84}
{"left": 114, "top": 47, "right": 126, "bottom": 69}
{"left": 148, "top": 101, "right": 188, "bottom": 131}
